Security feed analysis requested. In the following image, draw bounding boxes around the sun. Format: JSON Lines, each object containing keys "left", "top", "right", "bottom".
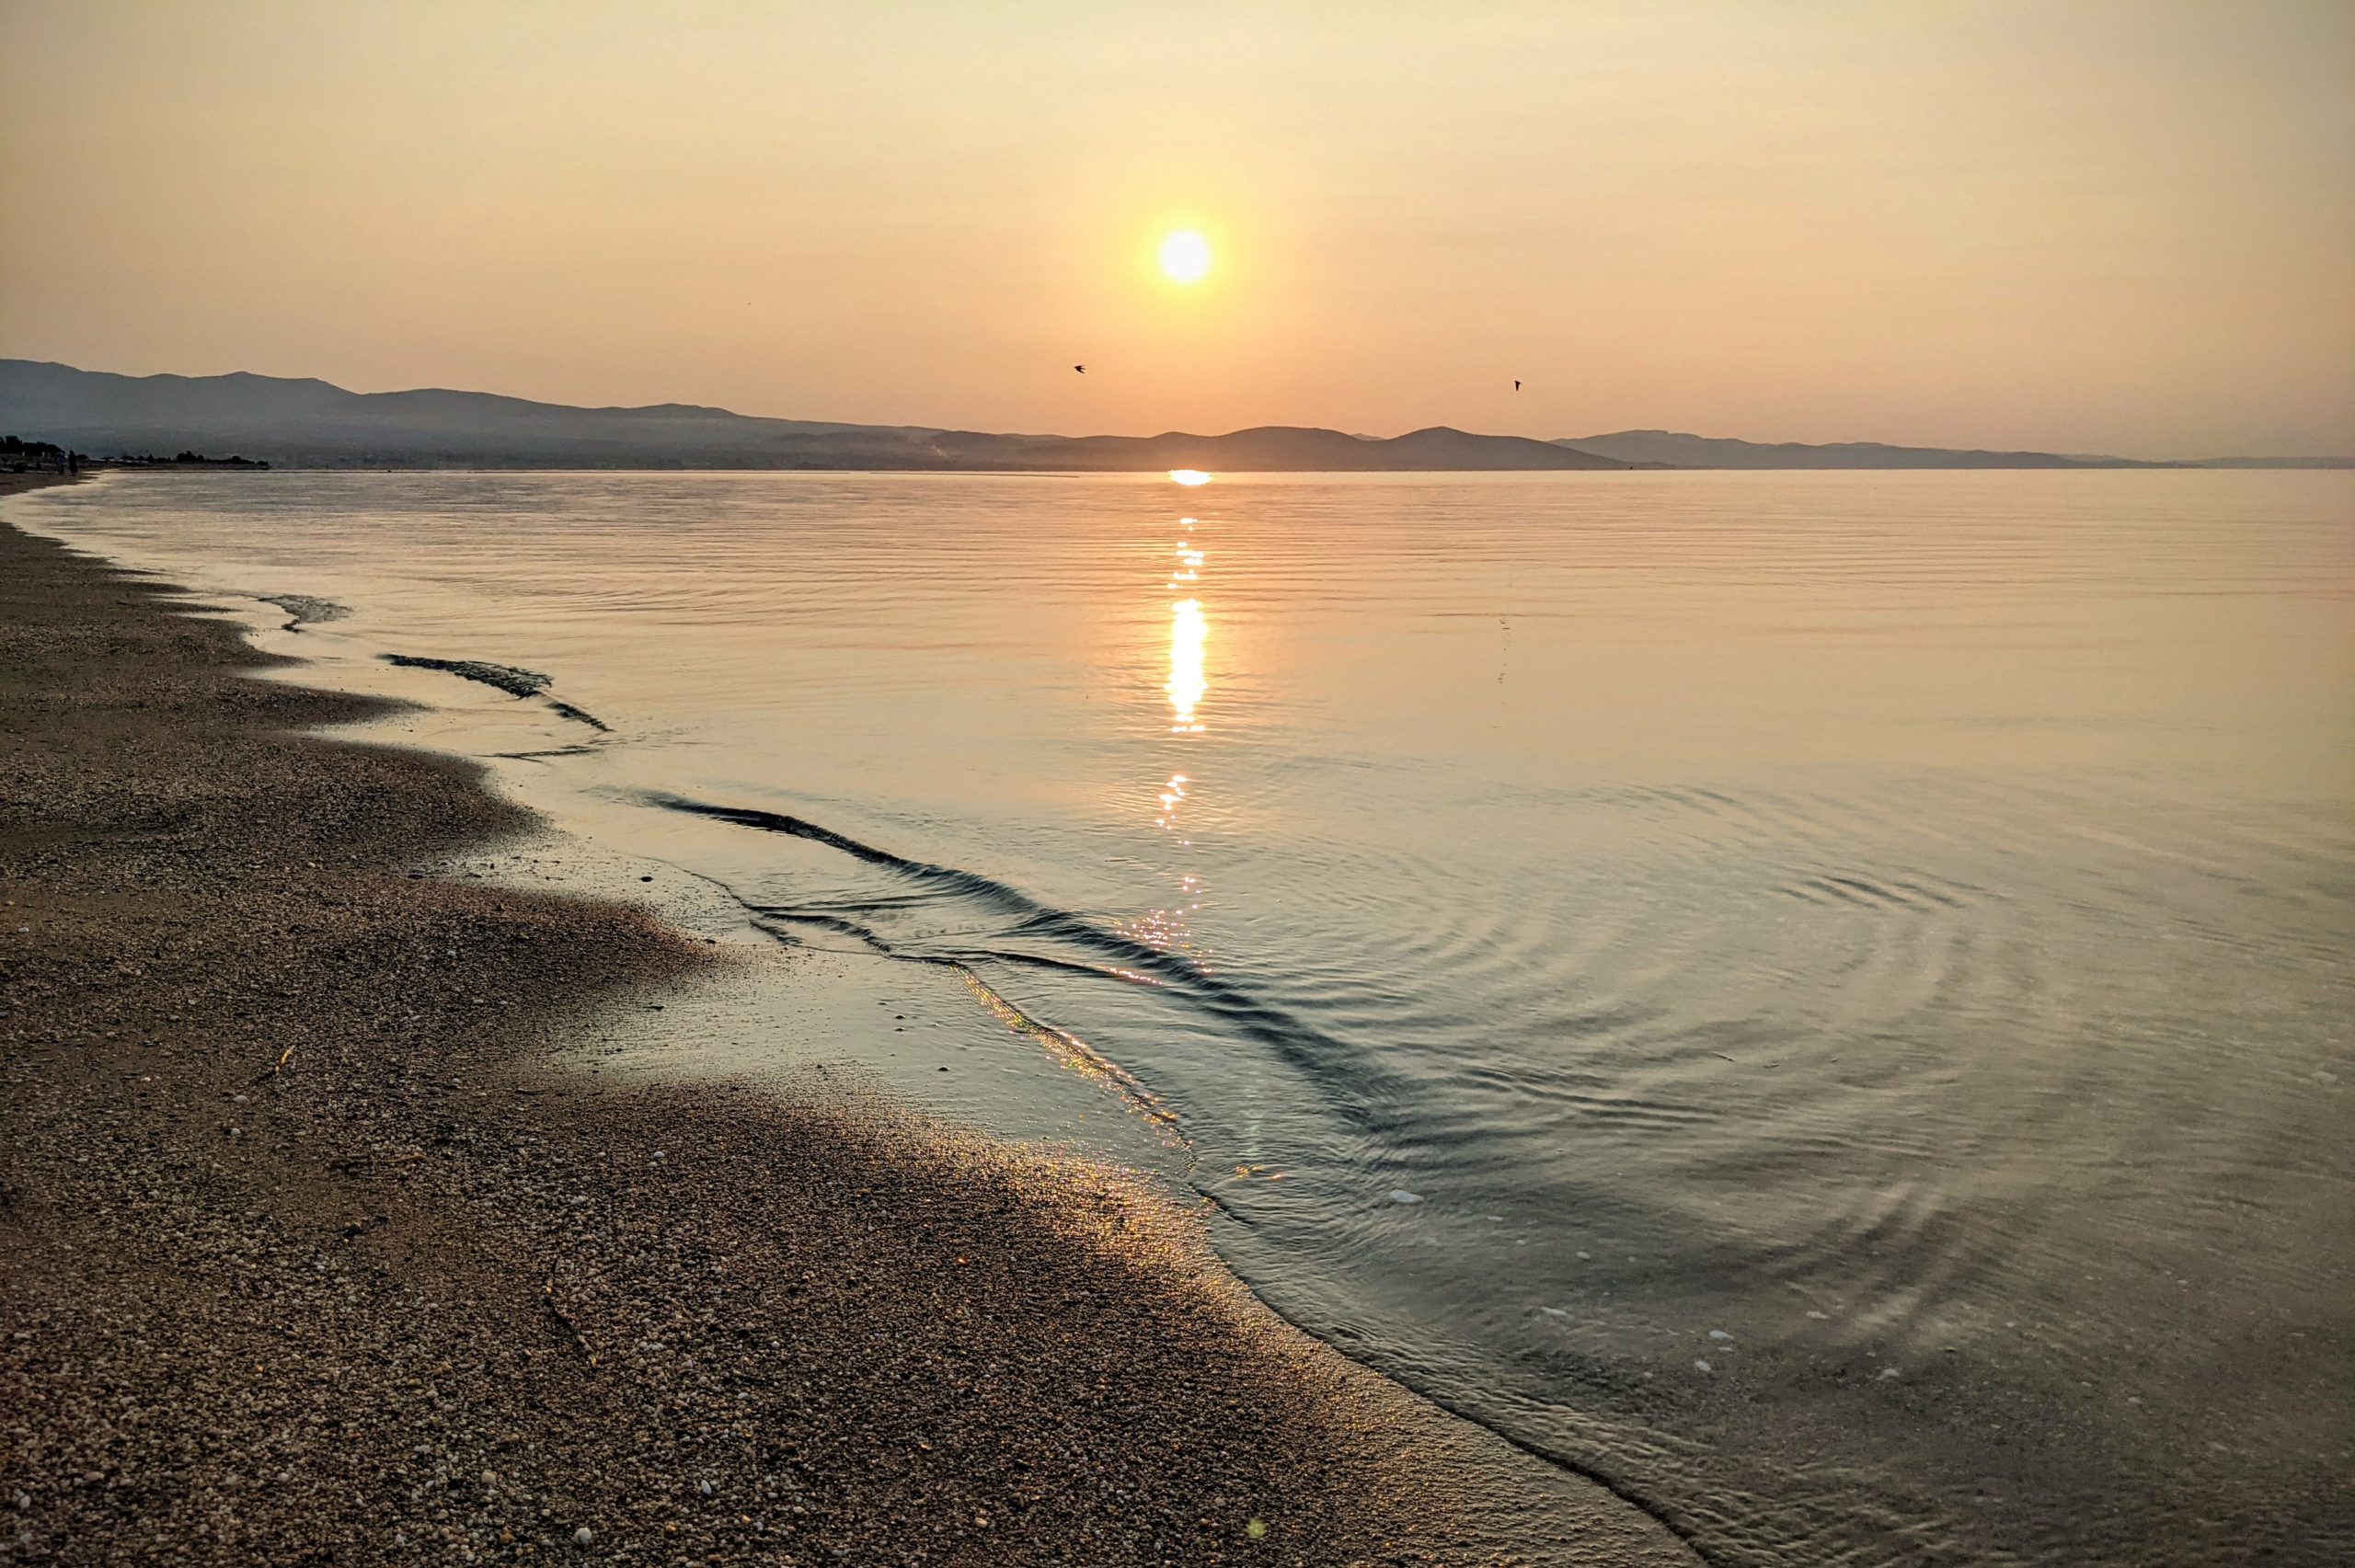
{"left": 1159, "top": 228, "right": 1212, "bottom": 285}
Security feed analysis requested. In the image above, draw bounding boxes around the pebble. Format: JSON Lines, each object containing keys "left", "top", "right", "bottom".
{"left": 573, "top": 1525, "right": 593, "bottom": 1546}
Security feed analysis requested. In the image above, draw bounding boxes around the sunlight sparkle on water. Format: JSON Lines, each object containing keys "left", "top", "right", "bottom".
{"left": 1168, "top": 469, "right": 1212, "bottom": 486}
{"left": 1166, "top": 598, "right": 1206, "bottom": 733}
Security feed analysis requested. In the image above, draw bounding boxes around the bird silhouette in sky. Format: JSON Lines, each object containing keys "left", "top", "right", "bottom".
{"left": 1513, "top": 380, "right": 1522, "bottom": 391}
{"left": 1074, "top": 364, "right": 1086, "bottom": 374}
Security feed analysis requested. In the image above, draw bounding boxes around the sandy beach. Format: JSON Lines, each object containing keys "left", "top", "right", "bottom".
{"left": 0, "top": 478, "right": 1691, "bottom": 1565}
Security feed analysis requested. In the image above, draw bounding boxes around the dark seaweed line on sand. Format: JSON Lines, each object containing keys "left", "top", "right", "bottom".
{"left": 380, "top": 652, "right": 611, "bottom": 732}
{"left": 631, "top": 787, "right": 1711, "bottom": 1559}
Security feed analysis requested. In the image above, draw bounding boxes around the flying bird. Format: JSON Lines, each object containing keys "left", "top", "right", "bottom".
{"left": 1074, "top": 364, "right": 1086, "bottom": 374}
{"left": 1513, "top": 380, "right": 1522, "bottom": 391}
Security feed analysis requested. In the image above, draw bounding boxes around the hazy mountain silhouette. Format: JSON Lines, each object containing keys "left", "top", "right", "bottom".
{"left": 0, "top": 361, "right": 947, "bottom": 469}
{"left": 0, "top": 361, "right": 1639, "bottom": 471}
{"left": 8, "top": 362, "right": 2340, "bottom": 471}
{"left": 1559, "top": 429, "right": 2350, "bottom": 470}
{"left": 1563, "top": 429, "right": 2155, "bottom": 469}
{"left": 942, "top": 423, "right": 1644, "bottom": 472}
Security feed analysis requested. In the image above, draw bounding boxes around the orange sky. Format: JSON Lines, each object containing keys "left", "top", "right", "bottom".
{"left": 3, "top": 1, "right": 2350, "bottom": 456}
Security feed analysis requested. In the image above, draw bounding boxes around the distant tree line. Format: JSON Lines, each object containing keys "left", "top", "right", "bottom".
{"left": 3, "top": 434, "right": 81, "bottom": 474}
{"left": 4, "top": 436, "right": 270, "bottom": 473}
{"left": 109, "top": 450, "right": 270, "bottom": 469}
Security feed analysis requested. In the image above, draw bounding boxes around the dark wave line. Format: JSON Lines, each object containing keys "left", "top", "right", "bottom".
{"left": 750, "top": 908, "right": 1179, "bottom": 1129}
{"left": 751, "top": 910, "right": 896, "bottom": 956}
{"left": 950, "top": 945, "right": 1158, "bottom": 984}
{"left": 490, "top": 744, "right": 602, "bottom": 761}
{"left": 754, "top": 907, "right": 1138, "bottom": 984}
{"left": 546, "top": 699, "right": 610, "bottom": 732}
{"left": 379, "top": 653, "right": 610, "bottom": 731}
{"left": 637, "top": 788, "right": 1407, "bottom": 1134}
{"left": 382, "top": 652, "right": 549, "bottom": 697}
{"left": 642, "top": 789, "right": 1030, "bottom": 893}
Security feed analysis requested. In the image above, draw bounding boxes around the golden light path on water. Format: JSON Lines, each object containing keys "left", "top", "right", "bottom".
{"left": 1116, "top": 473, "right": 1216, "bottom": 967}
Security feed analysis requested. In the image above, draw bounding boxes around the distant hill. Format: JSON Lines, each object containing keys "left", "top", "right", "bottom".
{"left": 944, "top": 423, "right": 1642, "bottom": 473}
{"left": 1557, "top": 429, "right": 2351, "bottom": 470}
{"left": 2174, "top": 454, "right": 2355, "bottom": 470}
{"left": 0, "top": 361, "right": 950, "bottom": 470}
{"left": 9, "top": 362, "right": 2339, "bottom": 472}
{"left": 1562, "top": 429, "right": 2145, "bottom": 469}
{"left": 0, "top": 361, "right": 1640, "bottom": 472}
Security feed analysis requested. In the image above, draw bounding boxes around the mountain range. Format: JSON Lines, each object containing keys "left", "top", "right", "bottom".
{"left": 3, "top": 360, "right": 2344, "bottom": 472}
{"left": 1556, "top": 429, "right": 2347, "bottom": 471}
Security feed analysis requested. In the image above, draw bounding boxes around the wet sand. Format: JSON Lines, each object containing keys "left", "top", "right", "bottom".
{"left": 0, "top": 479, "right": 1691, "bottom": 1566}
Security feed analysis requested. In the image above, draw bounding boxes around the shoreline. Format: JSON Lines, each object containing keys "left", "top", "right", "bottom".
{"left": 0, "top": 481, "right": 1690, "bottom": 1565}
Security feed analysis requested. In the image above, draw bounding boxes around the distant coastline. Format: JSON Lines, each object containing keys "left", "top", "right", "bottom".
{"left": 5, "top": 359, "right": 2348, "bottom": 474}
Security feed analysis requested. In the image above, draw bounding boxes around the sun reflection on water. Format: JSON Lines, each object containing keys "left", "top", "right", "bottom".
{"left": 1118, "top": 490, "right": 1221, "bottom": 968}
{"left": 1155, "top": 773, "right": 1189, "bottom": 829}
{"left": 1166, "top": 599, "right": 1206, "bottom": 732}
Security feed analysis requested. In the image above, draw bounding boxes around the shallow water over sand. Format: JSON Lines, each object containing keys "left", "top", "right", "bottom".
{"left": 24, "top": 469, "right": 2353, "bottom": 1563}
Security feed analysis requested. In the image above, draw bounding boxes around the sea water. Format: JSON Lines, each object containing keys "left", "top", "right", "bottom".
{"left": 21, "top": 469, "right": 2351, "bottom": 1564}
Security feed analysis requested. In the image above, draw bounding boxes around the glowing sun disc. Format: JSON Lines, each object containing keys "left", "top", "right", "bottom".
{"left": 1160, "top": 229, "right": 1212, "bottom": 284}
{"left": 1168, "top": 469, "right": 1212, "bottom": 486}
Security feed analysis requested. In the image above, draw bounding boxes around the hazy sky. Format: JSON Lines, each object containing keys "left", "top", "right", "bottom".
{"left": 4, "top": 1, "right": 2350, "bottom": 455}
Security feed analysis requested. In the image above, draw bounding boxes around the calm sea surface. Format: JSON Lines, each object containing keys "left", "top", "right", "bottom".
{"left": 23, "top": 470, "right": 2353, "bottom": 1563}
